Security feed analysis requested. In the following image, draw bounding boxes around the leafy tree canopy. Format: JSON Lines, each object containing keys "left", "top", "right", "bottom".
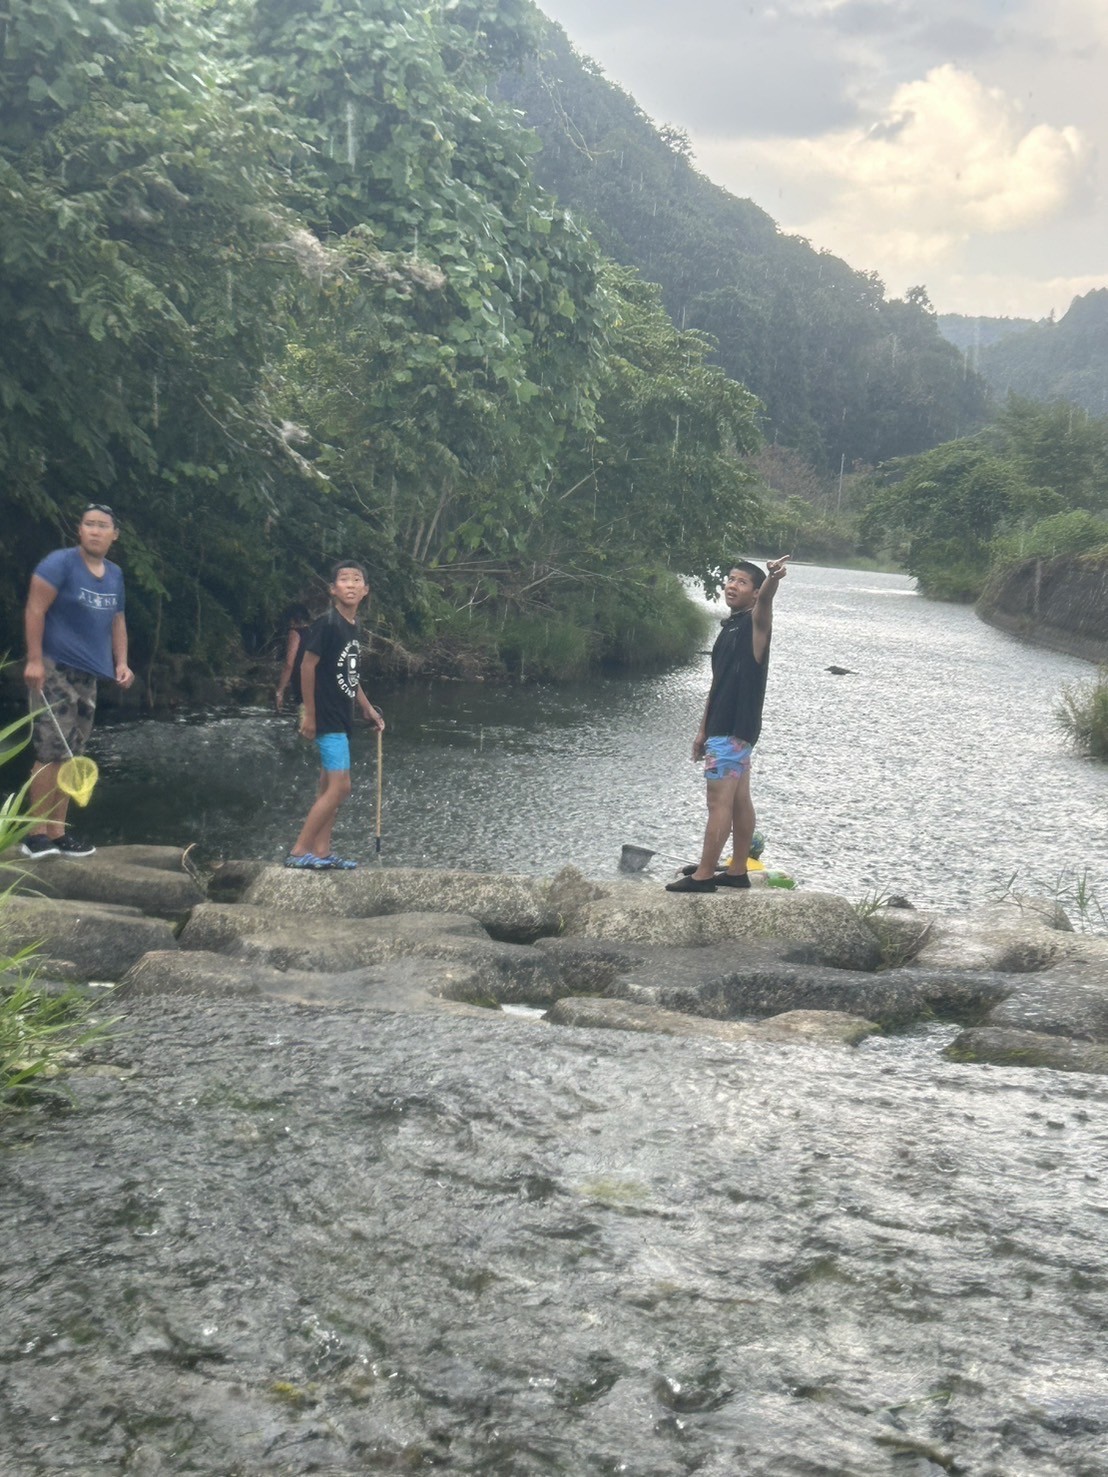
{"left": 0, "top": 0, "right": 764, "bottom": 684}
{"left": 857, "top": 396, "right": 1108, "bottom": 598}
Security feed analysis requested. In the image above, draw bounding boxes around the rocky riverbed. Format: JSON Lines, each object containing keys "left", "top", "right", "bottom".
{"left": 3, "top": 849, "right": 1108, "bottom": 1474}
{"left": 7, "top": 846, "right": 1108, "bottom": 1069}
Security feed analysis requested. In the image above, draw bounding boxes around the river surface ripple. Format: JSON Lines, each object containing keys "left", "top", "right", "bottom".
{"left": 4, "top": 1000, "right": 1108, "bottom": 1475}
{"left": 87, "top": 564, "right": 1107, "bottom": 913}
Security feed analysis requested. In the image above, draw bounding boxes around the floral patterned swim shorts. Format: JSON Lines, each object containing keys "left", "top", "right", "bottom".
{"left": 703, "top": 735, "right": 753, "bottom": 781}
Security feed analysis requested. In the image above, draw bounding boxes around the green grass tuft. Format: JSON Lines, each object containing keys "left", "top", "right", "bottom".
{"left": 1055, "top": 666, "right": 1108, "bottom": 762}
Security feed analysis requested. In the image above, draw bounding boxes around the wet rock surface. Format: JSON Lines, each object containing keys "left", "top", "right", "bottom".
{"left": 11, "top": 844, "right": 205, "bottom": 916}
{"left": 946, "top": 1025, "right": 1108, "bottom": 1073}
{"left": 2, "top": 894, "right": 178, "bottom": 982}
{"left": 118, "top": 950, "right": 495, "bottom": 1014}
{"left": 3, "top": 999, "right": 1108, "bottom": 1475}
{"left": 562, "top": 886, "right": 883, "bottom": 971}
{"left": 610, "top": 949, "right": 932, "bottom": 1030}
{"left": 242, "top": 863, "right": 604, "bottom": 943}
{"left": 980, "top": 962, "right": 1108, "bottom": 1041}
{"left": 546, "top": 997, "right": 881, "bottom": 1045}
{"left": 908, "top": 897, "right": 1082, "bottom": 974}
{"left": 179, "top": 904, "right": 561, "bottom": 1003}
{"left": 10, "top": 850, "right": 1108, "bottom": 1075}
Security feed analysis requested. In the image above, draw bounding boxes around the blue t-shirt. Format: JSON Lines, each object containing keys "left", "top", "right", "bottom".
{"left": 34, "top": 547, "right": 125, "bottom": 680}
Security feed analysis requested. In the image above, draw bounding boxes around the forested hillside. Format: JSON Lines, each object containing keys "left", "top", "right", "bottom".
{"left": 0, "top": 0, "right": 762, "bottom": 688}
{"left": 974, "top": 290, "right": 1108, "bottom": 417}
{"left": 937, "top": 313, "right": 1037, "bottom": 360}
{"left": 504, "top": 21, "right": 991, "bottom": 473}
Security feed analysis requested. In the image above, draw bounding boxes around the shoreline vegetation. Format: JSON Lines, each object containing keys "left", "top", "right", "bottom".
{"left": 0, "top": 718, "right": 106, "bottom": 1114}
{"left": 1055, "top": 668, "right": 1108, "bottom": 761}
{"left": 3, "top": 552, "right": 1105, "bottom": 715}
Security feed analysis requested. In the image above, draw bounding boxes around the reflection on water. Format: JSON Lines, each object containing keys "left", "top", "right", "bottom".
{"left": 82, "top": 564, "right": 1106, "bottom": 910}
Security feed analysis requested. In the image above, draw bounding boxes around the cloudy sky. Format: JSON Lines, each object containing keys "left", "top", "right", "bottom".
{"left": 535, "top": 0, "right": 1107, "bottom": 320}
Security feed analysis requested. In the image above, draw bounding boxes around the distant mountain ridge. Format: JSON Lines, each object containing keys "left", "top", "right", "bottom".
{"left": 937, "top": 314, "right": 1038, "bottom": 357}
{"left": 968, "top": 290, "right": 1108, "bottom": 418}
{"left": 502, "top": 16, "right": 990, "bottom": 472}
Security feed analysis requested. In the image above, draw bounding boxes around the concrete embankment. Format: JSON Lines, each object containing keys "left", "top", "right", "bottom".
{"left": 977, "top": 551, "right": 1108, "bottom": 664}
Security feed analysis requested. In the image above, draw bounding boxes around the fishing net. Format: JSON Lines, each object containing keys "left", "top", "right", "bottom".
{"left": 56, "top": 755, "right": 99, "bottom": 807}
{"left": 34, "top": 696, "right": 100, "bottom": 806}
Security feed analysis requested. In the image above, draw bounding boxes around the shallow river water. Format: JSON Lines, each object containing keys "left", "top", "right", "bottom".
{"left": 4, "top": 1001, "right": 1108, "bottom": 1476}
{"left": 86, "top": 564, "right": 1106, "bottom": 912}
{"left": 3, "top": 568, "right": 1108, "bottom": 1475}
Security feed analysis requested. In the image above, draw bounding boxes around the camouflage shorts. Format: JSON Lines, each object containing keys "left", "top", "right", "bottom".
{"left": 31, "top": 662, "right": 98, "bottom": 763}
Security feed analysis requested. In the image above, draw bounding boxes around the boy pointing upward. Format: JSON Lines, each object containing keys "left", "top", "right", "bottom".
{"left": 667, "top": 556, "right": 789, "bottom": 893}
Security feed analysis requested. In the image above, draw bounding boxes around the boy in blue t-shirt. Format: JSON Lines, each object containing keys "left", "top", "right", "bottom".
{"left": 22, "top": 503, "right": 135, "bottom": 859}
{"left": 285, "top": 561, "right": 385, "bottom": 870}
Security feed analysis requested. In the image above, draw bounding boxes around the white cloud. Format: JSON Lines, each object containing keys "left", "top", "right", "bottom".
{"left": 695, "top": 65, "right": 1094, "bottom": 306}
{"left": 1048, "top": 0, "right": 1108, "bottom": 49}
{"left": 941, "top": 270, "right": 1108, "bottom": 319}
{"left": 538, "top": 1, "right": 1108, "bottom": 316}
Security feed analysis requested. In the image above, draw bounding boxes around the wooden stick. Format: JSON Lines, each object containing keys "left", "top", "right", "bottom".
{"left": 375, "top": 726, "right": 383, "bottom": 855}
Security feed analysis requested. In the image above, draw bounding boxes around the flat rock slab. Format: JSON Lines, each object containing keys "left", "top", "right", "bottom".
{"left": 910, "top": 898, "right": 1082, "bottom": 974}
{"left": 899, "top": 967, "right": 1015, "bottom": 1019}
{"left": 534, "top": 936, "right": 695, "bottom": 992}
{"left": 88, "top": 844, "right": 199, "bottom": 873}
{"left": 179, "top": 903, "right": 560, "bottom": 1002}
{"left": 562, "top": 887, "right": 883, "bottom": 971}
{"left": 613, "top": 951, "right": 930, "bottom": 1029}
{"left": 12, "top": 848, "right": 204, "bottom": 917}
{"left": 946, "top": 1027, "right": 1108, "bottom": 1075}
{"left": 119, "top": 950, "right": 496, "bottom": 1015}
{"left": 2, "top": 896, "right": 178, "bottom": 983}
{"left": 547, "top": 996, "right": 880, "bottom": 1046}
{"left": 535, "top": 936, "right": 1012, "bottom": 1026}
{"left": 243, "top": 864, "right": 602, "bottom": 942}
{"left": 982, "top": 963, "right": 1108, "bottom": 1041}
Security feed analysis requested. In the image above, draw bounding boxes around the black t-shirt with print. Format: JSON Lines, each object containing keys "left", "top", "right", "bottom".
{"left": 704, "top": 609, "right": 770, "bottom": 746}
{"left": 302, "top": 608, "right": 360, "bottom": 735}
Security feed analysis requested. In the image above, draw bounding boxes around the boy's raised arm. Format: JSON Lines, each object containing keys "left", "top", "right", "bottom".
{"left": 752, "top": 555, "right": 789, "bottom": 657}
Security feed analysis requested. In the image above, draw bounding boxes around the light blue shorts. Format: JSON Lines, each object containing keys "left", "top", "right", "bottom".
{"left": 315, "top": 732, "right": 351, "bottom": 772}
{"left": 703, "top": 735, "right": 753, "bottom": 781}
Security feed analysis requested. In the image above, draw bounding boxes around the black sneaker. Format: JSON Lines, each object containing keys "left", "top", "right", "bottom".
{"left": 21, "top": 834, "right": 60, "bottom": 858}
{"left": 54, "top": 834, "right": 96, "bottom": 858}
{"left": 665, "top": 874, "right": 717, "bottom": 893}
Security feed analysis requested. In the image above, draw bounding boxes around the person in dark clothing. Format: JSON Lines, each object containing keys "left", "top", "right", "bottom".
{"left": 285, "top": 562, "right": 384, "bottom": 870}
{"left": 666, "top": 556, "right": 789, "bottom": 894}
{"left": 274, "top": 602, "right": 312, "bottom": 712}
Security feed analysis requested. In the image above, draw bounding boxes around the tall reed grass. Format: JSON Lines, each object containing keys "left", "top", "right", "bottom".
{"left": 1055, "top": 667, "right": 1108, "bottom": 761}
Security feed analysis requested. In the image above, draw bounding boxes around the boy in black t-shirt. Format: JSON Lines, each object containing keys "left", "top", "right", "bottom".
{"left": 285, "top": 561, "right": 385, "bottom": 870}
{"left": 666, "top": 555, "right": 789, "bottom": 894}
